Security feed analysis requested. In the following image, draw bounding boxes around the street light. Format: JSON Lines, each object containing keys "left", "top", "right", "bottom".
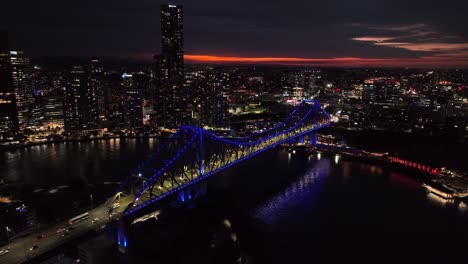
{"left": 90, "top": 194, "right": 93, "bottom": 210}
{"left": 5, "top": 226, "right": 11, "bottom": 245}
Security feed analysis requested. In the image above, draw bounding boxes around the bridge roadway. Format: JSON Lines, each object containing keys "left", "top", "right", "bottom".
{"left": 0, "top": 196, "right": 134, "bottom": 264}
{"left": 129, "top": 122, "right": 325, "bottom": 212}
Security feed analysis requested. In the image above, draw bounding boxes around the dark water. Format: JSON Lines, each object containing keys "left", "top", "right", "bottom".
{"left": 325, "top": 128, "right": 468, "bottom": 171}
{"left": 0, "top": 138, "right": 160, "bottom": 185}
{"left": 1, "top": 139, "right": 467, "bottom": 263}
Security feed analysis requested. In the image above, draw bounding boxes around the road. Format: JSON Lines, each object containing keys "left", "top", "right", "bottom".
{"left": 0, "top": 196, "right": 134, "bottom": 264}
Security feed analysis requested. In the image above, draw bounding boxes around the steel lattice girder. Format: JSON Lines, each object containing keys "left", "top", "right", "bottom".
{"left": 117, "top": 100, "right": 331, "bottom": 215}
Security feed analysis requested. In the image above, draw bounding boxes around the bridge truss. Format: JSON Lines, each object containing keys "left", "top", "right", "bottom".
{"left": 117, "top": 100, "right": 331, "bottom": 215}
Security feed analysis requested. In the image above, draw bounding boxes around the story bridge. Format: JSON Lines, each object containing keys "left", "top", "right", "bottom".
{"left": 113, "top": 100, "right": 331, "bottom": 219}
{"left": 0, "top": 100, "right": 331, "bottom": 263}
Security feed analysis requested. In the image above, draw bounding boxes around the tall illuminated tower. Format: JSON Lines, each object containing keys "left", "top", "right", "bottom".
{"left": 154, "top": 4, "right": 190, "bottom": 129}
{"left": 10, "top": 50, "right": 33, "bottom": 129}
{"left": 64, "top": 65, "right": 99, "bottom": 132}
{"left": 161, "top": 4, "right": 184, "bottom": 80}
{"left": 0, "top": 30, "right": 19, "bottom": 137}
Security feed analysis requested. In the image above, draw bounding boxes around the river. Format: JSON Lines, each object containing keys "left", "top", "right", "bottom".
{"left": 0, "top": 138, "right": 467, "bottom": 263}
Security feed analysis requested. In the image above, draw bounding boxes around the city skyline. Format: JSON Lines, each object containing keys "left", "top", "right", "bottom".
{"left": 0, "top": 2, "right": 467, "bottom": 264}
{"left": 1, "top": 0, "right": 468, "bottom": 68}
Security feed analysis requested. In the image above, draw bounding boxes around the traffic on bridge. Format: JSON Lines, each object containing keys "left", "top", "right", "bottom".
{"left": 116, "top": 100, "right": 331, "bottom": 216}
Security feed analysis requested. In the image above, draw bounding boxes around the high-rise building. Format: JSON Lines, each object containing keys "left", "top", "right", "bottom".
{"left": 0, "top": 30, "right": 19, "bottom": 138}
{"left": 161, "top": 4, "right": 184, "bottom": 79}
{"left": 43, "top": 94, "right": 64, "bottom": 128}
{"left": 122, "top": 88, "right": 143, "bottom": 131}
{"left": 191, "top": 69, "right": 229, "bottom": 129}
{"left": 63, "top": 65, "right": 99, "bottom": 132}
{"left": 120, "top": 73, "right": 144, "bottom": 131}
{"left": 89, "top": 57, "right": 108, "bottom": 127}
{"left": 154, "top": 4, "right": 190, "bottom": 130}
{"left": 154, "top": 55, "right": 171, "bottom": 128}
{"left": 10, "top": 51, "right": 33, "bottom": 130}
{"left": 64, "top": 66, "right": 84, "bottom": 131}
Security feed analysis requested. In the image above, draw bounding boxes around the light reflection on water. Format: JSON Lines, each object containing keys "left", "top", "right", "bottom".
{"left": 0, "top": 138, "right": 159, "bottom": 185}
{"left": 459, "top": 202, "right": 468, "bottom": 213}
{"left": 426, "top": 192, "right": 455, "bottom": 206}
{"left": 255, "top": 159, "right": 330, "bottom": 225}
{"left": 334, "top": 154, "right": 340, "bottom": 164}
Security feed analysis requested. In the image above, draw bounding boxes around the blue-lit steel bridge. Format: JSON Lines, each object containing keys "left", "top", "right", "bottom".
{"left": 0, "top": 100, "right": 331, "bottom": 262}
{"left": 114, "top": 100, "right": 331, "bottom": 218}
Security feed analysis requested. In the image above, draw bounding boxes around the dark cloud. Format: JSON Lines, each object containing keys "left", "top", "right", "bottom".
{"left": 1, "top": 0, "right": 468, "bottom": 65}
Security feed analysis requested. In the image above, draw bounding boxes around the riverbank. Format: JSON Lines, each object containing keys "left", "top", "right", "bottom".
{"left": 280, "top": 143, "right": 468, "bottom": 203}
{"left": 321, "top": 126, "right": 468, "bottom": 172}
{"left": 0, "top": 135, "right": 163, "bottom": 152}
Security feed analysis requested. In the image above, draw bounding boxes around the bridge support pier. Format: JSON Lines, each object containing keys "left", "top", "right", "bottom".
{"left": 298, "top": 135, "right": 305, "bottom": 144}
{"left": 116, "top": 182, "right": 209, "bottom": 254}
{"left": 117, "top": 218, "right": 130, "bottom": 254}
{"left": 173, "top": 182, "right": 207, "bottom": 206}
{"left": 309, "top": 132, "right": 317, "bottom": 146}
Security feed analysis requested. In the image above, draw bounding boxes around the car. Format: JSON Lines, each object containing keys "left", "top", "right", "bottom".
{"left": 29, "top": 245, "right": 38, "bottom": 251}
{"left": 0, "top": 249, "right": 9, "bottom": 256}
{"left": 92, "top": 218, "right": 99, "bottom": 224}
{"left": 57, "top": 228, "right": 66, "bottom": 234}
{"left": 35, "top": 234, "right": 45, "bottom": 240}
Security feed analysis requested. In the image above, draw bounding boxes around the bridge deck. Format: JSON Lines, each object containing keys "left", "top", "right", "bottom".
{"left": 127, "top": 122, "right": 328, "bottom": 214}
{"left": 0, "top": 196, "right": 133, "bottom": 264}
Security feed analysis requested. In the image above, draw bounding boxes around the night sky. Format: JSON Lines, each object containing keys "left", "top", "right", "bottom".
{"left": 2, "top": 0, "right": 468, "bottom": 67}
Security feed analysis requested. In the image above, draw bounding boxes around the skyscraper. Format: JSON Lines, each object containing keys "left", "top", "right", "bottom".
{"left": 154, "top": 4, "right": 190, "bottom": 130}
{"left": 120, "top": 73, "right": 144, "bottom": 131}
{"left": 161, "top": 4, "right": 184, "bottom": 80}
{"left": 191, "top": 69, "right": 229, "bottom": 129}
{"left": 89, "top": 57, "right": 108, "bottom": 127}
{"left": 0, "top": 30, "right": 18, "bottom": 137}
{"left": 122, "top": 88, "right": 144, "bottom": 131}
{"left": 63, "top": 65, "right": 99, "bottom": 132}
{"left": 43, "top": 94, "right": 64, "bottom": 128}
{"left": 10, "top": 50, "right": 33, "bottom": 129}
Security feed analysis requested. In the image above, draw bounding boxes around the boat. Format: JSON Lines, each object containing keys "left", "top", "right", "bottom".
{"left": 422, "top": 183, "right": 454, "bottom": 200}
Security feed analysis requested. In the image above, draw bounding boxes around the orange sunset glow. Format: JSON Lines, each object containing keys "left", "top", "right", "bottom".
{"left": 184, "top": 55, "right": 468, "bottom": 68}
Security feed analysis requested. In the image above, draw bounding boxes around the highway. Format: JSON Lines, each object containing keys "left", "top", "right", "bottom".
{"left": 0, "top": 196, "right": 134, "bottom": 264}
